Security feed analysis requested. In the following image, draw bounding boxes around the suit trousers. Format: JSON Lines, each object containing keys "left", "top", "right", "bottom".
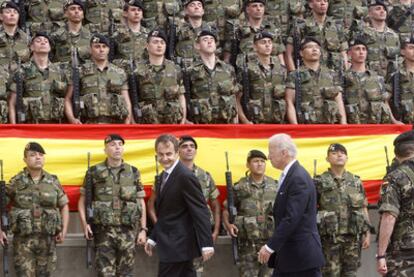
{"left": 272, "top": 267, "right": 322, "bottom": 277}
{"left": 158, "top": 260, "right": 196, "bottom": 277}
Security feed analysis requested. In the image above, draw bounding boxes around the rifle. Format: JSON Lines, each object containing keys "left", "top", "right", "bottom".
{"left": 392, "top": 55, "right": 401, "bottom": 120}
{"left": 71, "top": 47, "right": 81, "bottom": 120}
{"left": 241, "top": 55, "right": 253, "bottom": 122}
{"left": 389, "top": 4, "right": 414, "bottom": 33}
{"left": 384, "top": 146, "right": 391, "bottom": 174}
{"left": 225, "top": 152, "right": 239, "bottom": 264}
{"left": 128, "top": 56, "right": 142, "bottom": 123}
{"left": 294, "top": 59, "right": 304, "bottom": 123}
{"left": 0, "top": 160, "right": 9, "bottom": 277}
{"left": 229, "top": 23, "right": 239, "bottom": 67}
{"left": 313, "top": 159, "right": 317, "bottom": 178}
{"left": 14, "top": 0, "right": 26, "bottom": 30}
{"left": 15, "top": 58, "right": 25, "bottom": 123}
{"left": 167, "top": 6, "right": 177, "bottom": 61}
{"left": 108, "top": 10, "right": 115, "bottom": 62}
{"left": 181, "top": 62, "right": 197, "bottom": 122}
{"left": 84, "top": 152, "right": 94, "bottom": 268}
{"left": 292, "top": 20, "right": 301, "bottom": 69}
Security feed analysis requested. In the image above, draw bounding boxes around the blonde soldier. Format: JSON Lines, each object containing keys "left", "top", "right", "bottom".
{"left": 0, "top": 142, "right": 69, "bottom": 276}
{"left": 64, "top": 34, "right": 132, "bottom": 124}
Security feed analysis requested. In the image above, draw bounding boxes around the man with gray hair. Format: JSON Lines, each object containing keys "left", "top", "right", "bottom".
{"left": 258, "top": 133, "right": 325, "bottom": 276}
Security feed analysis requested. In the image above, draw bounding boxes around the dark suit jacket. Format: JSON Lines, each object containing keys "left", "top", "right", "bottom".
{"left": 267, "top": 161, "right": 325, "bottom": 273}
{"left": 150, "top": 161, "right": 213, "bottom": 263}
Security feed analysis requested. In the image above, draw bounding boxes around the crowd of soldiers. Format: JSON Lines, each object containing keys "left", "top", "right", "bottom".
{"left": 0, "top": 0, "right": 413, "bottom": 124}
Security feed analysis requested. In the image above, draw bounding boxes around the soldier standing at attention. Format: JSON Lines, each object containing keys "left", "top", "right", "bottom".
{"left": 186, "top": 29, "right": 239, "bottom": 124}
{"left": 0, "top": 142, "right": 69, "bottom": 276}
{"left": 8, "top": 32, "right": 68, "bottom": 124}
{"left": 64, "top": 34, "right": 132, "bottom": 124}
{"left": 223, "top": 150, "right": 278, "bottom": 277}
{"left": 285, "top": 37, "right": 347, "bottom": 124}
{"left": 134, "top": 29, "right": 186, "bottom": 124}
{"left": 377, "top": 130, "right": 414, "bottom": 276}
{"left": 78, "top": 134, "right": 147, "bottom": 277}
{"left": 344, "top": 38, "right": 401, "bottom": 124}
{"left": 237, "top": 31, "right": 287, "bottom": 124}
{"left": 314, "top": 144, "right": 372, "bottom": 277}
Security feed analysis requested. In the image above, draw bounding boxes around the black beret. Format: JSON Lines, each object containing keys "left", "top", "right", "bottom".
{"left": 183, "top": 0, "right": 204, "bottom": 7}
{"left": 31, "top": 32, "right": 51, "bottom": 44}
{"left": 64, "top": 0, "right": 85, "bottom": 11}
{"left": 104, "top": 134, "right": 125, "bottom": 145}
{"left": 245, "top": 0, "right": 266, "bottom": 6}
{"left": 90, "top": 33, "right": 110, "bottom": 47}
{"left": 349, "top": 37, "right": 368, "bottom": 49}
{"left": 24, "top": 142, "right": 46, "bottom": 155}
{"left": 327, "top": 143, "right": 348, "bottom": 155}
{"left": 126, "top": 0, "right": 144, "bottom": 10}
{"left": 147, "top": 29, "right": 167, "bottom": 43}
{"left": 254, "top": 31, "right": 273, "bottom": 42}
{"left": 247, "top": 149, "right": 267, "bottom": 162}
{"left": 179, "top": 135, "right": 198, "bottom": 149}
{"left": 394, "top": 130, "right": 414, "bottom": 146}
{"left": 197, "top": 28, "right": 217, "bottom": 41}
{"left": 368, "top": 0, "right": 387, "bottom": 11}
{"left": 300, "top": 37, "right": 321, "bottom": 50}
{"left": 0, "top": 1, "right": 19, "bottom": 13}
{"left": 401, "top": 35, "right": 414, "bottom": 48}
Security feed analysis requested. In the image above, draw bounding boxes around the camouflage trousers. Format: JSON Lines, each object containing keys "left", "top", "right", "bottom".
{"left": 321, "top": 235, "right": 362, "bottom": 277}
{"left": 13, "top": 234, "right": 57, "bottom": 277}
{"left": 193, "top": 257, "right": 204, "bottom": 277}
{"left": 386, "top": 249, "right": 414, "bottom": 277}
{"left": 0, "top": 100, "right": 7, "bottom": 123}
{"left": 238, "top": 239, "right": 272, "bottom": 277}
{"left": 94, "top": 226, "right": 136, "bottom": 277}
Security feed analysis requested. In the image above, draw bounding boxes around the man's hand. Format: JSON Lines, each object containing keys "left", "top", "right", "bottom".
{"left": 225, "top": 223, "right": 238, "bottom": 237}
{"left": 55, "top": 231, "right": 66, "bottom": 243}
{"left": 0, "top": 230, "right": 7, "bottom": 246}
{"left": 258, "top": 245, "right": 271, "bottom": 264}
{"left": 69, "top": 118, "right": 82, "bottom": 124}
{"left": 202, "top": 249, "right": 214, "bottom": 262}
{"left": 136, "top": 230, "right": 147, "bottom": 246}
{"left": 212, "top": 231, "right": 219, "bottom": 243}
{"left": 362, "top": 232, "right": 370, "bottom": 249}
{"left": 377, "top": 258, "right": 387, "bottom": 275}
{"left": 144, "top": 241, "right": 154, "bottom": 256}
{"left": 84, "top": 224, "right": 93, "bottom": 240}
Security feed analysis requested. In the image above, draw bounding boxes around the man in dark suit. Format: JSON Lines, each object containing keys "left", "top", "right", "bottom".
{"left": 144, "top": 134, "right": 214, "bottom": 277}
{"left": 258, "top": 133, "right": 325, "bottom": 277}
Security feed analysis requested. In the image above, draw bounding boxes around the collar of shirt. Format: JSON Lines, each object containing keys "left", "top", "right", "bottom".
{"left": 164, "top": 158, "right": 179, "bottom": 176}
{"left": 281, "top": 159, "right": 297, "bottom": 179}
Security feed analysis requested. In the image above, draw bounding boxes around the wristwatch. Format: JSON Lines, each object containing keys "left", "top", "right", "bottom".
{"left": 376, "top": 254, "right": 386, "bottom": 260}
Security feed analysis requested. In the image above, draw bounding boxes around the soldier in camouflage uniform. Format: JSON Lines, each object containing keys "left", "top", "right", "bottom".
{"left": 350, "top": 0, "right": 400, "bottom": 77}
{"left": 285, "top": 37, "right": 347, "bottom": 124}
{"left": 0, "top": 1, "right": 30, "bottom": 70}
{"left": 64, "top": 34, "right": 132, "bottom": 124}
{"left": 8, "top": 32, "right": 68, "bottom": 124}
{"left": 141, "top": 0, "right": 182, "bottom": 31}
{"left": 237, "top": 31, "right": 286, "bottom": 124}
{"left": 387, "top": 0, "right": 414, "bottom": 44}
{"left": 285, "top": 0, "right": 348, "bottom": 72}
{"left": 314, "top": 143, "right": 372, "bottom": 277}
{"left": 386, "top": 37, "right": 414, "bottom": 123}
{"left": 327, "top": 0, "right": 368, "bottom": 30}
{"left": 133, "top": 29, "right": 186, "bottom": 124}
{"left": 50, "top": 0, "right": 91, "bottom": 64}
{"left": 377, "top": 130, "right": 414, "bottom": 276}
{"left": 0, "top": 142, "right": 69, "bottom": 277}
{"left": 83, "top": 0, "right": 124, "bottom": 35}
{"left": 223, "top": 0, "right": 285, "bottom": 66}
{"left": 25, "top": 0, "right": 65, "bottom": 35}
{"left": 344, "top": 38, "right": 401, "bottom": 124}
{"left": 0, "top": 65, "right": 9, "bottom": 123}
{"left": 223, "top": 150, "right": 278, "bottom": 277}
{"left": 186, "top": 29, "right": 239, "bottom": 123}
{"left": 78, "top": 134, "right": 147, "bottom": 277}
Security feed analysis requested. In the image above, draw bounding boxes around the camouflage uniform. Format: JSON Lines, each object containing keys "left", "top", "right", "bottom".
{"left": 287, "top": 16, "right": 348, "bottom": 70}
{"left": 238, "top": 55, "right": 286, "bottom": 123}
{"left": 134, "top": 59, "right": 184, "bottom": 124}
{"left": 187, "top": 58, "right": 239, "bottom": 123}
{"left": 112, "top": 25, "right": 149, "bottom": 67}
{"left": 328, "top": 0, "right": 368, "bottom": 29}
{"left": 51, "top": 24, "right": 91, "bottom": 64}
{"left": 343, "top": 69, "right": 392, "bottom": 123}
{"left": 378, "top": 158, "right": 414, "bottom": 276}
{"left": 26, "top": 0, "right": 65, "bottom": 34}
{"left": 0, "top": 26, "right": 30, "bottom": 70}
{"left": 7, "top": 168, "right": 68, "bottom": 277}
{"left": 0, "top": 66, "right": 9, "bottom": 123}
{"left": 9, "top": 60, "right": 67, "bottom": 123}
{"left": 387, "top": 2, "right": 414, "bottom": 44}
{"left": 73, "top": 60, "right": 129, "bottom": 123}
{"left": 314, "top": 170, "right": 370, "bottom": 277}
{"left": 286, "top": 65, "right": 342, "bottom": 124}
{"left": 142, "top": 0, "right": 182, "bottom": 31}
{"left": 84, "top": 0, "right": 123, "bottom": 34}
{"left": 231, "top": 175, "right": 278, "bottom": 277}
{"left": 80, "top": 160, "right": 145, "bottom": 277}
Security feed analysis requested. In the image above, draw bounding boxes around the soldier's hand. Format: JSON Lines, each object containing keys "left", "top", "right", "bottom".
{"left": 362, "top": 232, "right": 370, "bottom": 249}
{"left": 0, "top": 231, "right": 7, "bottom": 246}
{"left": 202, "top": 249, "right": 214, "bottom": 262}
{"left": 84, "top": 224, "right": 93, "bottom": 240}
{"left": 69, "top": 118, "right": 82, "bottom": 124}
{"left": 136, "top": 230, "right": 147, "bottom": 246}
{"left": 144, "top": 241, "right": 154, "bottom": 256}
{"left": 55, "top": 232, "right": 65, "bottom": 244}
{"left": 377, "top": 258, "right": 387, "bottom": 275}
{"left": 185, "top": 119, "right": 194, "bottom": 124}
{"left": 226, "top": 224, "right": 238, "bottom": 237}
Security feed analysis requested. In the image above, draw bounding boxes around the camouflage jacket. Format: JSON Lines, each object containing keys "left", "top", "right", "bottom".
{"left": 327, "top": 0, "right": 367, "bottom": 28}
{"left": 7, "top": 168, "right": 68, "bottom": 236}
{"left": 26, "top": 0, "right": 64, "bottom": 33}
{"left": 343, "top": 69, "right": 392, "bottom": 124}
{"left": 0, "top": 66, "right": 9, "bottom": 123}
{"left": 84, "top": 0, "right": 124, "bottom": 34}
{"left": 113, "top": 25, "right": 149, "bottom": 62}
{"left": 51, "top": 24, "right": 92, "bottom": 64}
{"left": 81, "top": 160, "right": 145, "bottom": 228}
{"left": 387, "top": 3, "right": 414, "bottom": 43}
{"left": 0, "top": 27, "right": 30, "bottom": 70}
{"left": 232, "top": 175, "right": 278, "bottom": 241}
{"left": 286, "top": 65, "right": 342, "bottom": 123}
{"left": 265, "top": 0, "right": 305, "bottom": 39}
{"left": 10, "top": 60, "right": 67, "bottom": 123}
{"left": 142, "top": 0, "right": 182, "bottom": 31}
{"left": 238, "top": 55, "right": 286, "bottom": 123}
{"left": 187, "top": 58, "right": 239, "bottom": 123}
{"left": 379, "top": 159, "right": 414, "bottom": 251}
{"left": 315, "top": 170, "right": 368, "bottom": 238}
{"left": 134, "top": 59, "right": 184, "bottom": 124}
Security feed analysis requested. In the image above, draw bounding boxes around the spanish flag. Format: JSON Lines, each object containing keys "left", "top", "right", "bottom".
{"left": 0, "top": 124, "right": 410, "bottom": 210}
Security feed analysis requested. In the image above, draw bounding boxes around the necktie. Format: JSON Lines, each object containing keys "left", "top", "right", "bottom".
{"left": 160, "top": 171, "right": 169, "bottom": 192}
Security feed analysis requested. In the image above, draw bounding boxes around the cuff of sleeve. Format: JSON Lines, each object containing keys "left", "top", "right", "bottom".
{"left": 147, "top": 239, "right": 156, "bottom": 247}
{"left": 202, "top": 247, "right": 214, "bottom": 253}
{"left": 265, "top": 245, "right": 275, "bottom": 254}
